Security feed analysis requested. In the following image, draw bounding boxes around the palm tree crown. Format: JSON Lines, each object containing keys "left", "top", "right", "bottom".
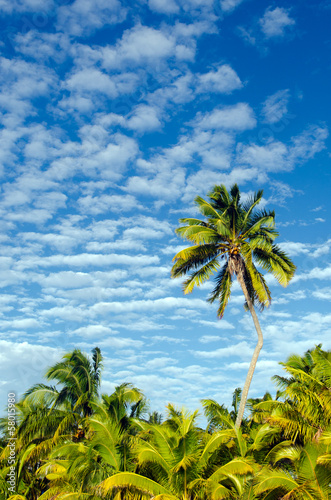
{"left": 171, "top": 184, "right": 295, "bottom": 317}
{"left": 171, "top": 184, "right": 295, "bottom": 428}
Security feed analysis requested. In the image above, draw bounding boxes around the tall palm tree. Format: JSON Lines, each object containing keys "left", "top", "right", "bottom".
{"left": 171, "top": 184, "right": 295, "bottom": 428}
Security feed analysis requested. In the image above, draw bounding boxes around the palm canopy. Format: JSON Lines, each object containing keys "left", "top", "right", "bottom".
{"left": 23, "top": 347, "right": 103, "bottom": 419}
{"left": 171, "top": 184, "right": 295, "bottom": 317}
{"left": 253, "top": 345, "right": 331, "bottom": 443}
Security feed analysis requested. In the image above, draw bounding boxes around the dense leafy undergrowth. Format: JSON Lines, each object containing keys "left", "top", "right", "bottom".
{"left": 1, "top": 345, "right": 331, "bottom": 499}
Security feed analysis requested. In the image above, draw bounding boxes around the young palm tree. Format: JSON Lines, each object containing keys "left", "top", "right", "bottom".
{"left": 171, "top": 184, "right": 295, "bottom": 428}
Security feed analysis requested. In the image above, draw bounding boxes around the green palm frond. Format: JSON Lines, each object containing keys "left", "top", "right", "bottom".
{"left": 182, "top": 257, "right": 220, "bottom": 294}
{"left": 175, "top": 224, "right": 220, "bottom": 245}
{"left": 241, "top": 214, "right": 276, "bottom": 241}
{"left": 207, "top": 262, "right": 232, "bottom": 318}
{"left": 243, "top": 259, "right": 271, "bottom": 308}
{"left": 254, "top": 244, "right": 296, "bottom": 286}
{"left": 241, "top": 190, "right": 264, "bottom": 220}
{"left": 171, "top": 244, "right": 219, "bottom": 278}
{"left": 202, "top": 398, "right": 235, "bottom": 431}
{"left": 208, "top": 457, "right": 256, "bottom": 482}
{"left": 22, "top": 384, "right": 59, "bottom": 407}
{"left": 194, "top": 195, "right": 225, "bottom": 220}
{"left": 99, "top": 472, "right": 173, "bottom": 497}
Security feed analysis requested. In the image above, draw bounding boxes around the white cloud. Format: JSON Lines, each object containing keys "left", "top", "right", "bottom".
{"left": 0, "top": 318, "right": 41, "bottom": 330}
{"left": 0, "top": 0, "right": 54, "bottom": 13}
{"left": 196, "top": 319, "right": 235, "bottom": 329}
{"left": 98, "top": 336, "right": 144, "bottom": 349}
{"left": 146, "top": 335, "right": 187, "bottom": 344}
{"left": 77, "top": 133, "right": 139, "bottom": 181}
{"left": 192, "top": 341, "right": 253, "bottom": 358}
{"left": 312, "top": 288, "right": 331, "bottom": 301}
{"left": 0, "top": 340, "right": 63, "bottom": 402}
{"left": 191, "top": 103, "right": 256, "bottom": 131}
{"left": 293, "top": 265, "right": 331, "bottom": 283}
{"left": 78, "top": 194, "right": 143, "bottom": 215}
{"left": 56, "top": 0, "right": 126, "bottom": 36}
{"left": 148, "top": 0, "right": 179, "bottom": 14}
{"left": 236, "top": 125, "right": 328, "bottom": 172}
{"left": 14, "top": 32, "right": 71, "bottom": 63}
{"left": 17, "top": 252, "right": 160, "bottom": 270}
{"left": 220, "top": 0, "right": 244, "bottom": 12}
{"left": 288, "top": 126, "right": 328, "bottom": 163}
{"left": 126, "top": 105, "right": 162, "bottom": 132}
{"left": 126, "top": 167, "right": 186, "bottom": 201}
{"left": 199, "top": 335, "right": 222, "bottom": 343}
{"left": 261, "top": 89, "right": 290, "bottom": 124}
{"left": 65, "top": 69, "right": 119, "bottom": 98}
{"left": 101, "top": 25, "right": 177, "bottom": 70}
{"left": 279, "top": 239, "right": 331, "bottom": 258}
{"left": 147, "top": 73, "right": 195, "bottom": 108}
{"left": 197, "top": 65, "right": 243, "bottom": 94}
{"left": 0, "top": 57, "right": 56, "bottom": 128}
{"left": 91, "top": 297, "right": 209, "bottom": 315}
{"left": 72, "top": 325, "right": 117, "bottom": 337}
{"left": 38, "top": 271, "right": 94, "bottom": 289}
{"left": 237, "top": 141, "right": 288, "bottom": 171}
{"left": 260, "top": 7, "right": 295, "bottom": 38}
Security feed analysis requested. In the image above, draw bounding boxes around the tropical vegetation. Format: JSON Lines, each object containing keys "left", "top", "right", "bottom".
{"left": 1, "top": 344, "right": 331, "bottom": 500}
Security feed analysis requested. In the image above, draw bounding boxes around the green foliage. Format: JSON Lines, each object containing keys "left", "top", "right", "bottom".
{"left": 172, "top": 184, "right": 295, "bottom": 317}
{"left": 1, "top": 345, "right": 331, "bottom": 500}
{"left": 253, "top": 345, "right": 331, "bottom": 443}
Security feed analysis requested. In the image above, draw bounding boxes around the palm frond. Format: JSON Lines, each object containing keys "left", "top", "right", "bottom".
{"left": 99, "top": 472, "right": 172, "bottom": 497}
{"left": 171, "top": 244, "right": 219, "bottom": 278}
{"left": 206, "top": 262, "right": 232, "bottom": 318}
{"left": 182, "top": 257, "right": 220, "bottom": 294}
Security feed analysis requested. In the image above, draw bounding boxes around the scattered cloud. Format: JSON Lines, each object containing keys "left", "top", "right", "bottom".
{"left": 261, "top": 89, "right": 290, "bottom": 124}
{"left": 197, "top": 64, "right": 243, "bottom": 94}
{"left": 220, "top": 0, "right": 244, "bottom": 12}
{"left": 56, "top": 0, "right": 127, "bottom": 36}
{"left": 192, "top": 341, "right": 253, "bottom": 359}
{"left": 259, "top": 7, "right": 295, "bottom": 38}
{"left": 190, "top": 103, "right": 256, "bottom": 131}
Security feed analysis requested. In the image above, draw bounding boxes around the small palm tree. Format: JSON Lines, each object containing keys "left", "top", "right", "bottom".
{"left": 171, "top": 184, "right": 295, "bottom": 427}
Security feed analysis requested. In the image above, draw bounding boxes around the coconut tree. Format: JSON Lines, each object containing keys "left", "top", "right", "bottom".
{"left": 98, "top": 404, "right": 256, "bottom": 500}
{"left": 16, "top": 347, "right": 103, "bottom": 443}
{"left": 254, "top": 441, "right": 331, "bottom": 499}
{"left": 171, "top": 184, "right": 295, "bottom": 428}
{"left": 0, "top": 347, "right": 104, "bottom": 499}
{"left": 253, "top": 345, "right": 331, "bottom": 443}
{"left": 37, "top": 414, "right": 126, "bottom": 500}
{"left": 34, "top": 383, "right": 147, "bottom": 500}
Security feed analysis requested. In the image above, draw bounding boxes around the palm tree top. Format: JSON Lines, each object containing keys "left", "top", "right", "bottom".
{"left": 171, "top": 183, "right": 296, "bottom": 317}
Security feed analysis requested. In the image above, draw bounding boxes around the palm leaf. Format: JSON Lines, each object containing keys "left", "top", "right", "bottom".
{"left": 207, "top": 262, "right": 232, "bottom": 318}
{"left": 99, "top": 472, "right": 172, "bottom": 497}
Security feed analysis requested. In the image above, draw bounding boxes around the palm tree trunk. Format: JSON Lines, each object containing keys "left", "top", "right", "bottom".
{"left": 235, "top": 266, "right": 264, "bottom": 428}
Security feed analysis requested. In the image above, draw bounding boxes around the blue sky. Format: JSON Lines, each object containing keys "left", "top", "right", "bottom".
{"left": 0, "top": 0, "right": 331, "bottom": 417}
